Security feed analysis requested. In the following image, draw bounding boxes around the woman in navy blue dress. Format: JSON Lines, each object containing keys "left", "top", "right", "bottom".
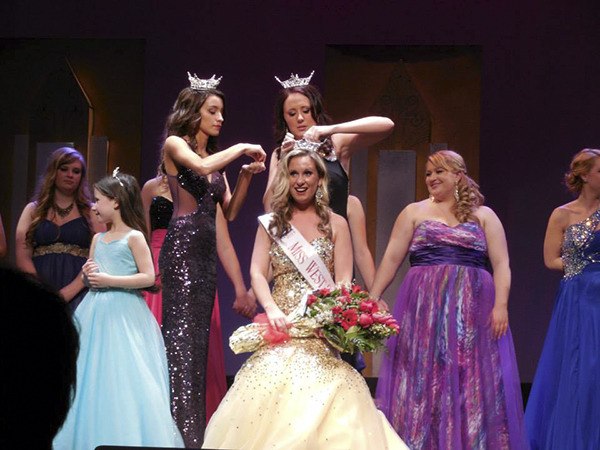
{"left": 525, "top": 148, "right": 600, "bottom": 449}
{"left": 16, "top": 147, "right": 100, "bottom": 311}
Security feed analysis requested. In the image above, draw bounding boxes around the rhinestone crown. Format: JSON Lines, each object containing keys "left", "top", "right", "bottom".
{"left": 187, "top": 72, "right": 222, "bottom": 91}
{"left": 293, "top": 138, "right": 322, "bottom": 153}
{"left": 275, "top": 70, "right": 315, "bottom": 89}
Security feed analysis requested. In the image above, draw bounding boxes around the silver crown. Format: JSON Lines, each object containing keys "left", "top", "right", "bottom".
{"left": 187, "top": 72, "right": 222, "bottom": 91}
{"left": 293, "top": 138, "right": 322, "bottom": 152}
{"left": 274, "top": 70, "right": 314, "bottom": 89}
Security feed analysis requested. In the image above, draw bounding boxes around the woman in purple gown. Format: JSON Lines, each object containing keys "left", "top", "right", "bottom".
{"left": 159, "top": 72, "right": 266, "bottom": 447}
{"left": 15, "top": 147, "right": 99, "bottom": 311}
{"left": 370, "top": 150, "right": 528, "bottom": 449}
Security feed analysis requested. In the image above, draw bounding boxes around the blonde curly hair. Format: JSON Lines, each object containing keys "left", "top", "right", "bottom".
{"left": 269, "top": 148, "right": 331, "bottom": 239}
{"left": 428, "top": 150, "right": 484, "bottom": 223}
{"left": 564, "top": 148, "right": 600, "bottom": 195}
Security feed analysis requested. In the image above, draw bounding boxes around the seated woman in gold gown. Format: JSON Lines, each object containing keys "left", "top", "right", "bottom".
{"left": 202, "top": 145, "right": 407, "bottom": 449}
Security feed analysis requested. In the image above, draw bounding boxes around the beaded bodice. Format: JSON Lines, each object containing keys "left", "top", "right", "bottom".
{"left": 269, "top": 237, "right": 334, "bottom": 315}
{"left": 562, "top": 209, "right": 600, "bottom": 278}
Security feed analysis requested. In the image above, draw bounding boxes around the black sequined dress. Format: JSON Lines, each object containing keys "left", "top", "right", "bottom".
{"left": 159, "top": 164, "right": 225, "bottom": 447}
{"left": 323, "top": 158, "right": 349, "bottom": 219}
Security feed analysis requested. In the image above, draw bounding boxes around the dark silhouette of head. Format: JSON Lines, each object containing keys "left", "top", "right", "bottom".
{"left": 0, "top": 265, "right": 79, "bottom": 449}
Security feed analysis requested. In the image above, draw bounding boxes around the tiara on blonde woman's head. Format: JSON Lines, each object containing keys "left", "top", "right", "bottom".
{"left": 274, "top": 70, "right": 314, "bottom": 89}
{"left": 293, "top": 138, "right": 322, "bottom": 152}
{"left": 187, "top": 72, "right": 222, "bottom": 91}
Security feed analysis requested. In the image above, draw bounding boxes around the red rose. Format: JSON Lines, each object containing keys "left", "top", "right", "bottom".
{"left": 319, "top": 288, "right": 331, "bottom": 296}
{"left": 341, "top": 309, "right": 358, "bottom": 330}
{"left": 384, "top": 316, "right": 398, "bottom": 326}
{"left": 307, "top": 294, "right": 318, "bottom": 306}
{"left": 331, "top": 306, "right": 343, "bottom": 315}
{"left": 373, "top": 312, "right": 387, "bottom": 324}
{"left": 341, "top": 286, "right": 349, "bottom": 296}
{"left": 352, "top": 284, "right": 363, "bottom": 293}
{"left": 358, "top": 313, "right": 374, "bottom": 328}
{"left": 359, "top": 300, "right": 377, "bottom": 313}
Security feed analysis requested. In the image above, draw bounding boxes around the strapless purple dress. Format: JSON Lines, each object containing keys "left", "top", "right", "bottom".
{"left": 376, "top": 220, "right": 528, "bottom": 449}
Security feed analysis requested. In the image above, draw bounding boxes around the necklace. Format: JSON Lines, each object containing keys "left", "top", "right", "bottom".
{"left": 54, "top": 202, "right": 74, "bottom": 218}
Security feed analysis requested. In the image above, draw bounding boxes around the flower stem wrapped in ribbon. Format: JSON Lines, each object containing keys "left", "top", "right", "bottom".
{"left": 229, "top": 284, "right": 399, "bottom": 355}
{"left": 229, "top": 294, "right": 319, "bottom": 354}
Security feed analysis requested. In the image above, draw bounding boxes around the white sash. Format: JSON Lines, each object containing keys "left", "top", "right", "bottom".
{"left": 258, "top": 213, "right": 335, "bottom": 292}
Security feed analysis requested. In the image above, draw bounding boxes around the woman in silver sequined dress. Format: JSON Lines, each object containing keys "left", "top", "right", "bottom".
{"left": 159, "top": 73, "right": 266, "bottom": 447}
{"left": 202, "top": 148, "right": 407, "bottom": 450}
{"left": 525, "top": 148, "right": 600, "bottom": 449}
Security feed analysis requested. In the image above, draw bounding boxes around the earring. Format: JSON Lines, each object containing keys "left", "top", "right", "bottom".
{"left": 454, "top": 183, "right": 460, "bottom": 203}
{"left": 315, "top": 187, "right": 324, "bottom": 206}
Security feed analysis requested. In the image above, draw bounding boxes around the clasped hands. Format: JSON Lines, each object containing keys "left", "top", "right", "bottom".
{"left": 82, "top": 259, "right": 111, "bottom": 288}
{"left": 232, "top": 289, "right": 258, "bottom": 319}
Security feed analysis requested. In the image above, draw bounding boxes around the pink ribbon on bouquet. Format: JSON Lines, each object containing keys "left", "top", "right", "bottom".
{"left": 253, "top": 313, "right": 290, "bottom": 346}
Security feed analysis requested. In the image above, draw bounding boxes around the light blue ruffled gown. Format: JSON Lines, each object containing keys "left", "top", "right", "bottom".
{"left": 53, "top": 231, "right": 183, "bottom": 449}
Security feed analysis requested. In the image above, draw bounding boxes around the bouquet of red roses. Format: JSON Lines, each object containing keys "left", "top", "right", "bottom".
{"left": 305, "top": 284, "right": 399, "bottom": 354}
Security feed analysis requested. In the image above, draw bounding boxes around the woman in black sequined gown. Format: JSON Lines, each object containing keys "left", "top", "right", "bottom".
{"left": 263, "top": 74, "right": 394, "bottom": 370}
{"left": 159, "top": 74, "right": 266, "bottom": 447}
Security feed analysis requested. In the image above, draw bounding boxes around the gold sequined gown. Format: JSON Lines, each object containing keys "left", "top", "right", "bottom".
{"left": 202, "top": 237, "right": 407, "bottom": 450}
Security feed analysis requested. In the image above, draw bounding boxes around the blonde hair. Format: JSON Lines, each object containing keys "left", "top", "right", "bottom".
{"left": 564, "top": 148, "right": 600, "bottom": 195}
{"left": 428, "top": 150, "right": 484, "bottom": 223}
{"left": 269, "top": 149, "right": 331, "bottom": 238}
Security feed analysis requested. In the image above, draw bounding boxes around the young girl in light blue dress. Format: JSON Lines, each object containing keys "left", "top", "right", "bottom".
{"left": 53, "top": 170, "right": 183, "bottom": 449}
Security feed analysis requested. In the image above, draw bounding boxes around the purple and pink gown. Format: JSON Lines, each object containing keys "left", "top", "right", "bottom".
{"left": 376, "top": 220, "right": 528, "bottom": 449}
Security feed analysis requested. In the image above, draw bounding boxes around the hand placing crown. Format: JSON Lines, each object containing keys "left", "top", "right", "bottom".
{"left": 274, "top": 70, "right": 315, "bottom": 89}
{"left": 187, "top": 72, "right": 222, "bottom": 91}
{"left": 293, "top": 138, "right": 322, "bottom": 153}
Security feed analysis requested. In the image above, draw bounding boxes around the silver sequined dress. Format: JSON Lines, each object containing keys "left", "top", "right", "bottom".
{"left": 160, "top": 164, "right": 225, "bottom": 447}
{"left": 202, "top": 237, "right": 407, "bottom": 450}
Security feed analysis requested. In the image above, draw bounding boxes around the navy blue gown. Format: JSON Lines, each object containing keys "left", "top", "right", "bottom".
{"left": 525, "top": 209, "right": 600, "bottom": 449}
{"left": 32, "top": 217, "right": 91, "bottom": 311}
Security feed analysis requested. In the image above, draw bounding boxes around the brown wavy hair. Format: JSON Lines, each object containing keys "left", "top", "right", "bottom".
{"left": 564, "top": 148, "right": 600, "bottom": 195}
{"left": 163, "top": 86, "right": 225, "bottom": 154}
{"left": 273, "top": 84, "right": 332, "bottom": 147}
{"left": 94, "top": 172, "right": 159, "bottom": 292}
{"left": 428, "top": 150, "right": 484, "bottom": 223}
{"left": 269, "top": 148, "right": 331, "bottom": 239}
{"left": 26, "top": 147, "right": 93, "bottom": 246}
